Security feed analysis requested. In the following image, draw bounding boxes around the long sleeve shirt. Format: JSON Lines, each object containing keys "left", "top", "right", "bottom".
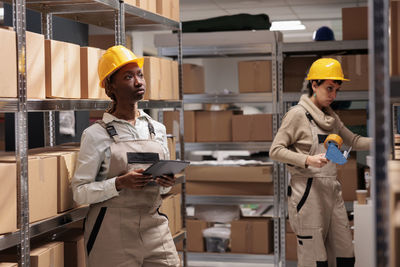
{"left": 71, "top": 110, "right": 170, "bottom": 205}
{"left": 270, "top": 94, "right": 371, "bottom": 168}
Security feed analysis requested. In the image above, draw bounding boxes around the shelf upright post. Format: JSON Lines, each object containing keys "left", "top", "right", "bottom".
{"left": 13, "top": 0, "right": 30, "bottom": 265}
{"left": 115, "top": 1, "right": 125, "bottom": 46}
{"left": 271, "top": 32, "right": 280, "bottom": 267}
{"left": 369, "top": 0, "right": 391, "bottom": 266}
{"left": 41, "top": 11, "right": 56, "bottom": 147}
{"left": 177, "top": 21, "right": 188, "bottom": 267}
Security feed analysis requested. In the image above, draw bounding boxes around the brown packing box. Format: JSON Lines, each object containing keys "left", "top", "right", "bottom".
{"left": 0, "top": 163, "right": 17, "bottom": 234}
{"left": 159, "top": 58, "right": 173, "bottom": 100}
{"left": 163, "top": 111, "right": 196, "bottom": 142}
{"left": 186, "top": 219, "right": 209, "bottom": 252}
{"left": 124, "top": 0, "right": 137, "bottom": 7}
{"left": 330, "top": 55, "right": 369, "bottom": 91}
{"left": 186, "top": 165, "right": 273, "bottom": 183}
{"left": 196, "top": 111, "right": 235, "bottom": 142}
{"left": 160, "top": 194, "right": 176, "bottom": 234}
{"left": 65, "top": 42, "right": 81, "bottom": 99}
{"left": 26, "top": 31, "right": 46, "bottom": 99}
{"left": 148, "top": 0, "right": 157, "bottom": 13}
{"left": 283, "top": 56, "right": 317, "bottom": 92}
{"left": 184, "top": 111, "right": 196, "bottom": 142}
{"left": 156, "top": 0, "right": 172, "bottom": 18}
{"left": 169, "top": 183, "right": 181, "bottom": 195}
{"left": 238, "top": 60, "right": 272, "bottom": 93}
{"left": 80, "top": 47, "right": 107, "bottom": 99}
{"left": 286, "top": 232, "right": 298, "bottom": 261}
{"left": 174, "top": 193, "right": 182, "bottom": 233}
{"left": 167, "top": 135, "right": 176, "bottom": 160}
{"left": 231, "top": 218, "right": 273, "bottom": 254}
{"left": 89, "top": 35, "right": 132, "bottom": 51}
{"left": 0, "top": 28, "right": 17, "bottom": 98}
{"left": 163, "top": 111, "right": 180, "bottom": 138}
{"left": 56, "top": 228, "right": 86, "bottom": 267}
{"left": 337, "top": 154, "right": 358, "bottom": 201}
{"left": 187, "top": 181, "right": 274, "bottom": 196}
{"left": 232, "top": 114, "right": 273, "bottom": 142}
{"left": 391, "top": 1, "right": 400, "bottom": 76}
{"left": 171, "top": 60, "right": 179, "bottom": 100}
{"left": 0, "top": 155, "right": 57, "bottom": 223}
{"left": 342, "top": 6, "right": 368, "bottom": 40}
{"left": 0, "top": 242, "right": 64, "bottom": 267}
{"left": 143, "top": 57, "right": 161, "bottom": 100}
{"left": 335, "top": 109, "right": 367, "bottom": 126}
{"left": 182, "top": 64, "right": 205, "bottom": 94}
{"left": 171, "top": 0, "right": 180, "bottom": 21}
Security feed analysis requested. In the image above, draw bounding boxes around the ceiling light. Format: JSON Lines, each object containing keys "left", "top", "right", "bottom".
{"left": 270, "top": 20, "right": 306, "bottom": 31}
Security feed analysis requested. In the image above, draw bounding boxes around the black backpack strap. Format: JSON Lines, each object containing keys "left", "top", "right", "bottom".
{"left": 95, "top": 120, "right": 120, "bottom": 143}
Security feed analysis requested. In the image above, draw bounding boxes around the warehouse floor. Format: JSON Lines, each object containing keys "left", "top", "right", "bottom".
{"left": 188, "top": 260, "right": 297, "bottom": 266}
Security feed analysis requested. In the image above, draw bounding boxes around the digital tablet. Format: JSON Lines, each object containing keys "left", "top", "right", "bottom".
{"left": 143, "top": 160, "right": 190, "bottom": 177}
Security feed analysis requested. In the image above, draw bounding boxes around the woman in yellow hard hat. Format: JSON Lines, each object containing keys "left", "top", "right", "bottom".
{"left": 72, "top": 45, "right": 180, "bottom": 267}
{"left": 270, "top": 58, "right": 371, "bottom": 267}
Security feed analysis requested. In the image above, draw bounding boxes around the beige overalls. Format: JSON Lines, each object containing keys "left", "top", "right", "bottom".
{"left": 287, "top": 105, "right": 355, "bottom": 267}
{"left": 84, "top": 119, "right": 180, "bottom": 267}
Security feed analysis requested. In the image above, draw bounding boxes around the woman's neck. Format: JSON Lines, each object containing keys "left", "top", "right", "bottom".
{"left": 112, "top": 103, "right": 139, "bottom": 122}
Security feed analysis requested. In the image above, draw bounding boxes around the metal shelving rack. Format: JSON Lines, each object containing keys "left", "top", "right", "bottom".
{"left": 0, "top": 0, "right": 186, "bottom": 266}
{"left": 155, "top": 30, "right": 284, "bottom": 266}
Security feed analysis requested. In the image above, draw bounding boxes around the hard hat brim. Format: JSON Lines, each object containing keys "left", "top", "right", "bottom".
{"left": 306, "top": 76, "right": 350, "bottom": 81}
{"left": 99, "top": 57, "right": 144, "bottom": 88}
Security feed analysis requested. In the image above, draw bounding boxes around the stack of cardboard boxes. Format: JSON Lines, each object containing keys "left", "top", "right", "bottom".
{"left": 159, "top": 193, "right": 182, "bottom": 236}
{"left": 124, "top": 0, "right": 180, "bottom": 21}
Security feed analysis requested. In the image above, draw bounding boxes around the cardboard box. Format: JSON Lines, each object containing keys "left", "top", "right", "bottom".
{"left": 0, "top": 163, "right": 17, "bottom": 234}
{"left": 26, "top": 31, "right": 46, "bottom": 99}
{"left": 171, "top": 60, "right": 179, "bottom": 100}
{"left": 156, "top": 0, "right": 172, "bottom": 18}
{"left": 286, "top": 232, "right": 298, "bottom": 261}
{"left": 337, "top": 155, "right": 358, "bottom": 201}
{"left": 231, "top": 218, "right": 273, "bottom": 254}
{"left": 342, "top": 7, "right": 368, "bottom": 40}
{"left": 124, "top": 0, "right": 137, "bottom": 7}
{"left": 143, "top": 57, "right": 161, "bottom": 100}
{"left": 0, "top": 28, "right": 17, "bottom": 98}
{"left": 171, "top": 0, "right": 180, "bottom": 21}
{"left": 81, "top": 47, "right": 107, "bottom": 99}
{"left": 391, "top": 1, "right": 400, "bottom": 76}
{"left": 167, "top": 135, "right": 176, "bottom": 160}
{"left": 232, "top": 114, "right": 273, "bottom": 141}
{"left": 284, "top": 56, "right": 317, "bottom": 92}
{"left": 195, "top": 111, "right": 234, "bottom": 142}
{"left": 238, "top": 60, "right": 272, "bottom": 93}
{"left": 159, "top": 58, "right": 173, "bottom": 100}
{"left": 174, "top": 193, "right": 182, "bottom": 233}
{"left": 163, "top": 111, "right": 196, "bottom": 142}
{"left": 335, "top": 109, "right": 367, "bottom": 126}
{"left": 0, "top": 242, "right": 64, "bottom": 267}
{"left": 187, "top": 181, "right": 274, "bottom": 196}
{"left": 186, "top": 165, "right": 273, "bottom": 183}
{"left": 89, "top": 35, "right": 132, "bottom": 51}
{"left": 0, "top": 155, "right": 57, "bottom": 223}
{"left": 163, "top": 111, "right": 180, "bottom": 138}
{"left": 331, "top": 55, "right": 368, "bottom": 91}
{"left": 182, "top": 64, "right": 205, "bottom": 94}
{"left": 184, "top": 111, "right": 196, "bottom": 142}
{"left": 160, "top": 194, "right": 176, "bottom": 234}
{"left": 186, "top": 219, "right": 209, "bottom": 252}
{"left": 56, "top": 228, "right": 86, "bottom": 267}
{"left": 65, "top": 42, "right": 81, "bottom": 99}
{"left": 148, "top": 0, "right": 157, "bottom": 13}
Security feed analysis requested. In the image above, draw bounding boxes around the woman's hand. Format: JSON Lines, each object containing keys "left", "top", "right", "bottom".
{"left": 306, "top": 153, "right": 329, "bottom": 168}
{"left": 115, "top": 168, "right": 153, "bottom": 190}
{"left": 155, "top": 174, "right": 175, "bottom": 187}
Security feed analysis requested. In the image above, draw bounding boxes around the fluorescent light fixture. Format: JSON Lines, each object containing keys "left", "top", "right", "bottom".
{"left": 0, "top": 8, "right": 3, "bottom": 18}
{"left": 270, "top": 20, "right": 306, "bottom": 31}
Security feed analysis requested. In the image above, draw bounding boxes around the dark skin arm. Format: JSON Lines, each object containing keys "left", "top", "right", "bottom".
{"left": 115, "top": 168, "right": 153, "bottom": 190}
{"left": 155, "top": 174, "right": 176, "bottom": 187}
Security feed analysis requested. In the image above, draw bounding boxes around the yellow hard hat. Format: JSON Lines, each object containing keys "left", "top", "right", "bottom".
{"left": 98, "top": 45, "right": 144, "bottom": 88}
{"left": 306, "top": 58, "right": 349, "bottom": 81}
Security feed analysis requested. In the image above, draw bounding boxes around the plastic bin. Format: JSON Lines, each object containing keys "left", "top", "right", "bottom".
{"left": 202, "top": 226, "right": 231, "bottom": 252}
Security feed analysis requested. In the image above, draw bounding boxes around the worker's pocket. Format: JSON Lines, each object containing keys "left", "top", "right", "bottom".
{"left": 86, "top": 207, "right": 107, "bottom": 256}
{"left": 296, "top": 228, "right": 326, "bottom": 265}
{"left": 296, "top": 178, "right": 313, "bottom": 213}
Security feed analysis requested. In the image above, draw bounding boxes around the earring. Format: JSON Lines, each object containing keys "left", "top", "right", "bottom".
{"left": 313, "top": 93, "right": 316, "bottom": 97}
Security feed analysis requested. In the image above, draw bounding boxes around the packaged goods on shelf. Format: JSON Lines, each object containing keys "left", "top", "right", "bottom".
{"left": 337, "top": 153, "right": 359, "bottom": 201}
{"left": 171, "top": 0, "right": 180, "bottom": 21}
{"left": 26, "top": 31, "right": 46, "bottom": 99}
{"left": 194, "top": 205, "right": 240, "bottom": 223}
{"left": 45, "top": 39, "right": 80, "bottom": 98}
{"left": 238, "top": 60, "right": 272, "bottom": 93}
{"left": 143, "top": 57, "right": 161, "bottom": 100}
{"left": 286, "top": 232, "right": 298, "bottom": 261}
{"left": 335, "top": 109, "right": 367, "bottom": 126}
{"left": 55, "top": 228, "right": 86, "bottom": 267}
{"left": 186, "top": 219, "right": 212, "bottom": 252}
{"left": 159, "top": 193, "right": 181, "bottom": 235}
{"left": 187, "top": 181, "right": 273, "bottom": 195}
{"left": 81, "top": 47, "right": 108, "bottom": 99}
{"left": 342, "top": 6, "right": 368, "bottom": 40}
{"left": 0, "top": 162, "right": 17, "bottom": 235}
{"left": 0, "top": 154, "right": 57, "bottom": 223}
{"left": 163, "top": 110, "right": 196, "bottom": 142}
{"left": 196, "top": 110, "right": 242, "bottom": 142}
{"left": 89, "top": 35, "right": 133, "bottom": 51}
{"left": 202, "top": 226, "right": 230, "bottom": 253}
{"left": 159, "top": 58, "right": 173, "bottom": 100}
{"left": 0, "top": 28, "right": 17, "bottom": 98}
{"left": 283, "top": 56, "right": 317, "bottom": 92}
{"left": 0, "top": 242, "right": 64, "bottom": 267}
{"left": 391, "top": 1, "right": 400, "bottom": 76}
{"left": 171, "top": 60, "right": 179, "bottom": 100}
{"left": 157, "top": 0, "right": 172, "bottom": 19}
{"left": 232, "top": 114, "right": 273, "bottom": 141}
{"left": 167, "top": 135, "right": 176, "bottom": 160}
{"left": 182, "top": 64, "right": 205, "bottom": 94}
{"left": 231, "top": 218, "right": 273, "bottom": 254}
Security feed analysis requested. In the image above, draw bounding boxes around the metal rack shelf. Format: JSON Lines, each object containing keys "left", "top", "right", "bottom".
{"left": 186, "top": 195, "right": 274, "bottom": 206}
{"left": 173, "top": 230, "right": 186, "bottom": 244}
{"left": 282, "top": 40, "right": 368, "bottom": 55}
{"left": 187, "top": 252, "right": 274, "bottom": 264}
{"left": 0, "top": 206, "right": 89, "bottom": 251}
{"left": 0, "top": 99, "right": 182, "bottom": 112}
{"left": 183, "top": 93, "right": 273, "bottom": 104}
{"left": 182, "top": 142, "right": 271, "bottom": 151}
{"left": 3, "top": 0, "right": 179, "bottom": 31}
{"left": 391, "top": 77, "right": 400, "bottom": 104}
{"left": 283, "top": 91, "right": 369, "bottom": 102}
